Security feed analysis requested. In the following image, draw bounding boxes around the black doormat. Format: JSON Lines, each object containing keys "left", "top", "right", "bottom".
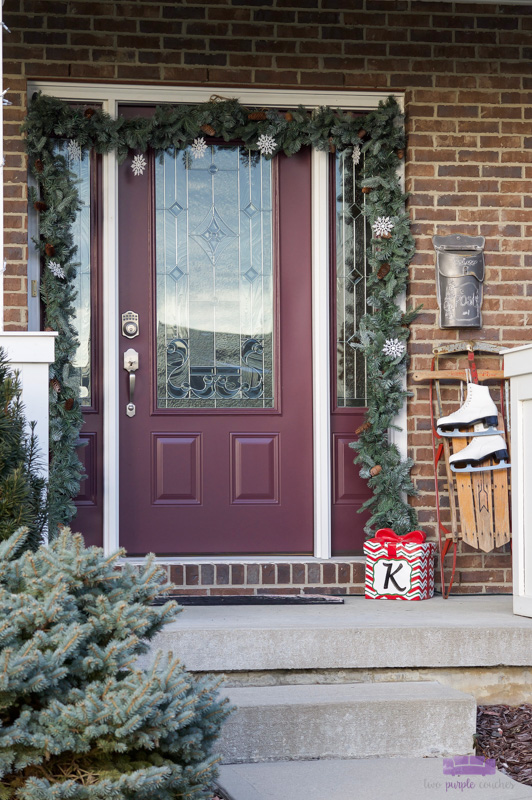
{"left": 153, "top": 594, "right": 344, "bottom": 606}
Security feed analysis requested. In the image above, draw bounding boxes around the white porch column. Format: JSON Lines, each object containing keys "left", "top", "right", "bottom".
{"left": 504, "top": 343, "right": 532, "bottom": 617}
{"left": 0, "top": 332, "right": 56, "bottom": 479}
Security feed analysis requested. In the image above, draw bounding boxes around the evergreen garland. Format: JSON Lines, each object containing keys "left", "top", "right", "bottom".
{"left": 23, "top": 92, "right": 417, "bottom": 539}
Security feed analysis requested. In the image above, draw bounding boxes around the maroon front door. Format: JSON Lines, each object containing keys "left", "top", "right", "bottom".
{"left": 118, "top": 127, "right": 314, "bottom": 556}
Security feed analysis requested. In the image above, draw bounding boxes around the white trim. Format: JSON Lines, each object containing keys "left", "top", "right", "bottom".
{"left": 389, "top": 150, "right": 408, "bottom": 471}
{"left": 27, "top": 81, "right": 404, "bottom": 558}
{"left": 101, "top": 96, "right": 120, "bottom": 556}
{"left": 505, "top": 345, "right": 532, "bottom": 615}
{"left": 0, "top": 6, "right": 4, "bottom": 331}
{"left": 0, "top": 332, "right": 57, "bottom": 482}
{"left": 311, "top": 149, "right": 331, "bottom": 559}
{"left": 28, "top": 82, "right": 392, "bottom": 112}
{"left": 123, "top": 556, "right": 365, "bottom": 565}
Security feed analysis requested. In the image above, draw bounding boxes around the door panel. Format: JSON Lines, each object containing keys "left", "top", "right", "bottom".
{"left": 118, "top": 113, "right": 313, "bottom": 556}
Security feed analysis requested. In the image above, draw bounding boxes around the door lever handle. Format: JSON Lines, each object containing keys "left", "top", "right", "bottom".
{"left": 123, "top": 348, "right": 139, "bottom": 417}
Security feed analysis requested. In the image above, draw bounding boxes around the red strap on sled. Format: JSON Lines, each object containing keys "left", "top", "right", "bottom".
{"left": 468, "top": 351, "right": 479, "bottom": 385}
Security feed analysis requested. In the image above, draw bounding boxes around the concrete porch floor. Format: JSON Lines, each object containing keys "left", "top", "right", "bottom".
{"left": 217, "top": 758, "right": 532, "bottom": 800}
{"left": 146, "top": 595, "right": 532, "bottom": 703}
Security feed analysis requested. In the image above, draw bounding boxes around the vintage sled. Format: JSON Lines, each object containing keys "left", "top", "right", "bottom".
{"left": 413, "top": 341, "right": 511, "bottom": 597}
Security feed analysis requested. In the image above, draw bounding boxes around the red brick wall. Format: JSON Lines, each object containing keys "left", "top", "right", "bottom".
{"left": 4, "top": 0, "right": 531, "bottom": 592}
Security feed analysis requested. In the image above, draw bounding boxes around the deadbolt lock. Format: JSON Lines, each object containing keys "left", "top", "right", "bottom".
{"left": 122, "top": 310, "right": 139, "bottom": 338}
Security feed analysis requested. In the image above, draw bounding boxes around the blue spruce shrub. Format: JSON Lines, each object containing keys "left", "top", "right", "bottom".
{"left": 0, "top": 528, "right": 231, "bottom": 799}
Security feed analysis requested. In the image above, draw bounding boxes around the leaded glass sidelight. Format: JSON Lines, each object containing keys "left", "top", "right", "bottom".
{"left": 335, "top": 151, "right": 371, "bottom": 408}
{"left": 155, "top": 145, "right": 274, "bottom": 409}
{"left": 54, "top": 142, "right": 92, "bottom": 406}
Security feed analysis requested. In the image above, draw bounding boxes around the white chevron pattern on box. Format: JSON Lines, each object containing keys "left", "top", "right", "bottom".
{"left": 363, "top": 541, "right": 436, "bottom": 600}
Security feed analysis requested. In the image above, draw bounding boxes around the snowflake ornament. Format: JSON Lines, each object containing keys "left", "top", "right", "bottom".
{"left": 256, "top": 133, "right": 276, "bottom": 156}
{"left": 67, "top": 140, "right": 82, "bottom": 162}
{"left": 48, "top": 261, "right": 65, "bottom": 280}
{"left": 382, "top": 338, "right": 406, "bottom": 359}
{"left": 372, "top": 216, "right": 394, "bottom": 237}
{"left": 191, "top": 137, "right": 208, "bottom": 159}
{"left": 352, "top": 145, "right": 361, "bottom": 166}
{"left": 131, "top": 154, "right": 147, "bottom": 176}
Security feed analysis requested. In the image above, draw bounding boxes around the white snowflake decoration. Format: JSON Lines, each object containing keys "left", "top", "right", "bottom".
{"left": 67, "top": 139, "right": 82, "bottom": 162}
{"left": 382, "top": 338, "right": 406, "bottom": 359}
{"left": 191, "top": 137, "right": 208, "bottom": 159}
{"left": 256, "top": 133, "right": 276, "bottom": 156}
{"left": 48, "top": 261, "right": 65, "bottom": 280}
{"left": 352, "top": 145, "right": 361, "bottom": 165}
{"left": 131, "top": 154, "right": 147, "bottom": 176}
{"left": 372, "top": 216, "right": 394, "bottom": 237}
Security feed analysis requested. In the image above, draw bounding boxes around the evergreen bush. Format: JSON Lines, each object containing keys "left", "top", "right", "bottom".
{"left": 0, "top": 527, "right": 230, "bottom": 800}
{"left": 0, "top": 348, "right": 47, "bottom": 549}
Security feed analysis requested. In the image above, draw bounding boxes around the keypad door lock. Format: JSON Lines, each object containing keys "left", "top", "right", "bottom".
{"left": 122, "top": 310, "right": 139, "bottom": 338}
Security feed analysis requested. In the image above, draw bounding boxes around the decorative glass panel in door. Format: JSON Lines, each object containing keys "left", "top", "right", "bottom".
{"left": 155, "top": 145, "right": 274, "bottom": 409}
{"left": 118, "top": 106, "right": 313, "bottom": 557}
{"left": 330, "top": 149, "right": 372, "bottom": 555}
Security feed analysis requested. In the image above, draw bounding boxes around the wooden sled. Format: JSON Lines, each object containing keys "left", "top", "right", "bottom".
{"left": 413, "top": 342, "right": 511, "bottom": 595}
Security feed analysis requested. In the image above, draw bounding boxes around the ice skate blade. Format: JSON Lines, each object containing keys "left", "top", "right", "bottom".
{"left": 451, "top": 459, "right": 511, "bottom": 474}
{"left": 437, "top": 425, "right": 504, "bottom": 438}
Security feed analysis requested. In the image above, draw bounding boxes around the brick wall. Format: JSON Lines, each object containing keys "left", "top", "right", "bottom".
{"left": 4, "top": 0, "right": 531, "bottom": 593}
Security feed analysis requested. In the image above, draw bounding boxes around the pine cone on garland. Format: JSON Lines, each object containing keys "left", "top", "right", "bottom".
{"left": 370, "top": 465, "right": 382, "bottom": 477}
{"left": 34, "top": 201, "right": 47, "bottom": 212}
{"left": 377, "top": 262, "right": 391, "bottom": 279}
{"left": 34, "top": 158, "right": 44, "bottom": 173}
{"left": 285, "top": 112, "right": 293, "bottom": 122}
{"left": 64, "top": 398, "right": 74, "bottom": 411}
{"left": 361, "top": 186, "right": 371, "bottom": 194}
{"left": 396, "top": 149, "right": 405, "bottom": 159}
{"left": 357, "top": 128, "right": 367, "bottom": 139}
{"left": 50, "top": 378, "right": 61, "bottom": 393}
{"left": 355, "top": 421, "right": 371, "bottom": 435}
{"left": 328, "top": 137, "right": 336, "bottom": 153}
{"left": 201, "top": 124, "right": 216, "bottom": 136}
{"left": 84, "top": 107, "right": 96, "bottom": 119}
{"left": 248, "top": 111, "right": 267, "bottom": 121}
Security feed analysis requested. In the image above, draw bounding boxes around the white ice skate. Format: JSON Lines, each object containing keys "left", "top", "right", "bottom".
{"left": 437, "top": 383, "right": 503, "bottom": 438}
{"left": 449, "top": 434, "right": 510, "bottom": 473}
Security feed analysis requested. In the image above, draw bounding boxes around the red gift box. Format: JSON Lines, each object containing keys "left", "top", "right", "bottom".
{"left": 363, "top": 528, "right": 435, "bottom": 600}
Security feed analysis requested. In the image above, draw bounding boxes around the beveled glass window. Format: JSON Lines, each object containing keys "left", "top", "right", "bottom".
{"left": 335, "top": 151, "right": 370, "bottom": 407}
{"left": 155, "top": 145, "right": 274, "bottom": 409}
{"left": 55, "top": 142, "right": 92, "bottom": 406}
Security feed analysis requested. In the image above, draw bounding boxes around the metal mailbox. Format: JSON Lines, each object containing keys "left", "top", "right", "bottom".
{"left": 433, "top": 234, "right": 485, "bottom": 328}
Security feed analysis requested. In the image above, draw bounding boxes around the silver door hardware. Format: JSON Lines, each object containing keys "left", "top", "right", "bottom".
{"left": 123, "top": 348, "right": 139, "bottom": 417}
{"left": 122, "top": 310, "right": 139, "bottom": 338}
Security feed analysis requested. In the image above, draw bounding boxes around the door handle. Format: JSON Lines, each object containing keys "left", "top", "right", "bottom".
{"left": 124, "top": 348, "right": 139, "bottom": 417}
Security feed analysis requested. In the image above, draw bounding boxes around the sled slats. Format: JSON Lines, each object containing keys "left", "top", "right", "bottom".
{"left": 471, "top": 467, "right": 494, "bottom": 553}
{"left": 492, "top": 413, "right": 511, "bottom": 549}
{"left": 452, "top": 434, "right": 477, "bottom": 547}
{"left": 451, "top": 412, "right": 511, "bottom": 553}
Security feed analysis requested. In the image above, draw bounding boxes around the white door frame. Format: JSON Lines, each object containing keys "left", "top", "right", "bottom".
{"left": 28, "top": 81, "right": 404, "bottom": 558}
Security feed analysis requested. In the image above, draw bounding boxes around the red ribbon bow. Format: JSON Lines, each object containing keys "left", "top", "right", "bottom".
{"left": 374, "top": 528, "right": 426, "bottom": 557}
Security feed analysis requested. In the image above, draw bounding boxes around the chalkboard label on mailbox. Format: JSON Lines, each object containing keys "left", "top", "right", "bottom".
{"left": 433, "top": 234, "right": 485, "bottom": 329}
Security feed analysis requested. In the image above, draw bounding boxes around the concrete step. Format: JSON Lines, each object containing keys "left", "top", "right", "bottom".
{"left": 146, "top": 596, "right": 532, "bottom": 674}
{"left": 217, "top": 758, "right": 532, "bottom": 800}
{"left": 218, "top": 681, "right": 476, "bottom": 764}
